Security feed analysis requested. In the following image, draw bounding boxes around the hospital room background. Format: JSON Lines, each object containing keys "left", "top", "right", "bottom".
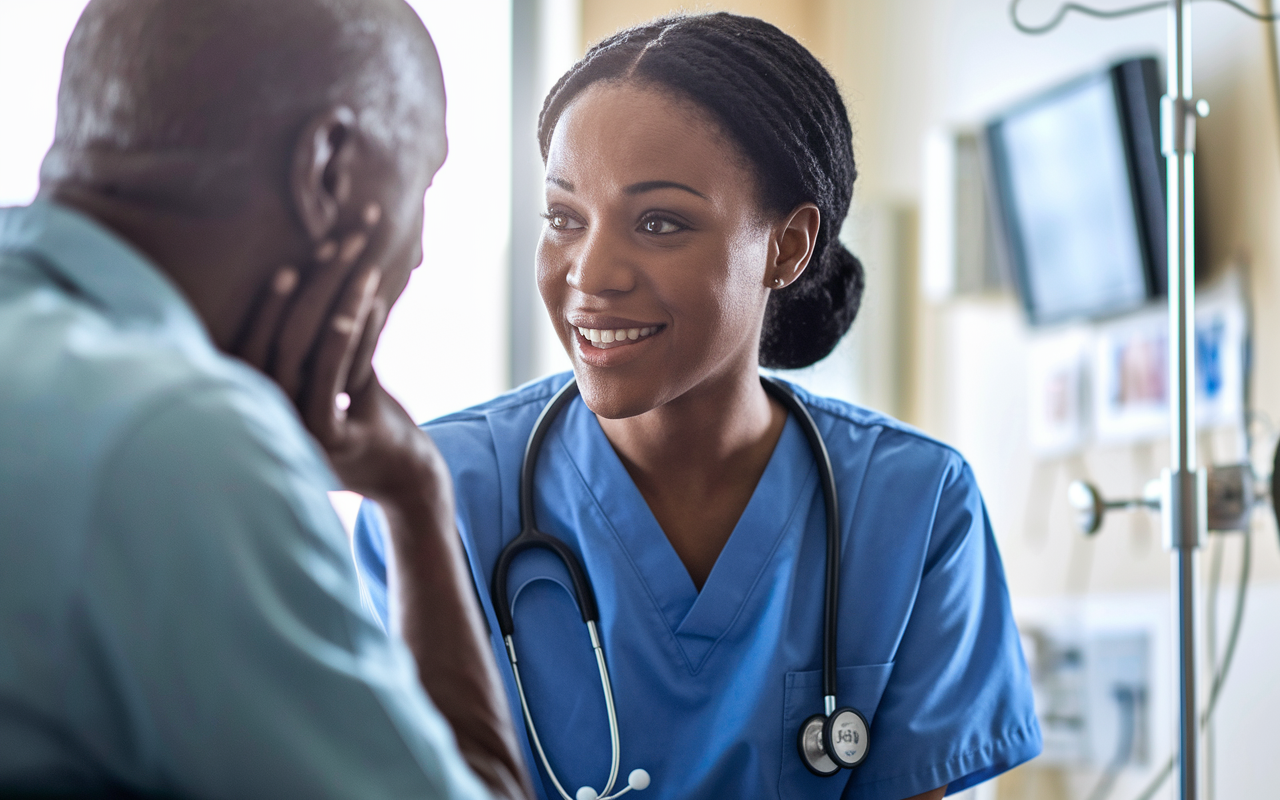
{"left": 2, "top": 1, "right": 1278, "bottom": 797}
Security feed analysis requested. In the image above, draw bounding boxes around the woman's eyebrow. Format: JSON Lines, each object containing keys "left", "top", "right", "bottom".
{"left": 624, "top": 180, "right": 707, "bottom": 199}
{"left": 544, "top": 176, "right": 707, "bottom": 200}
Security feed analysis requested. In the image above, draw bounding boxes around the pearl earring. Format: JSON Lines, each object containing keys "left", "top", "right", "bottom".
{"left": 771, "top": 277, "right": 785, "bottom": 289}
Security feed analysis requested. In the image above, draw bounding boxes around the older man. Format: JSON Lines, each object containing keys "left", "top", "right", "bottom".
{"left": 0, "top": 0, "right": 529, "bottom": 797}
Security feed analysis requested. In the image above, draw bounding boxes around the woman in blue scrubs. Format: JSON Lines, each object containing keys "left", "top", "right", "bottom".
{"left": 356, "top": 12, "right": 1040, "bottom": 800}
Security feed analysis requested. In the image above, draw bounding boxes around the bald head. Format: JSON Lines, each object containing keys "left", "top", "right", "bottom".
{"left": 43, "top": 0, "right": 445, "bottom": 204}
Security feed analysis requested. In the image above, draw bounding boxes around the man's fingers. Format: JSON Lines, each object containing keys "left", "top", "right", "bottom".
{"left": 274, "top": 231, "right": 369, "bottom": 402}
{"left": 345, "top": 296, "right": 387, "bottom": 396}
{"left": 305, "top": 268, "right": 382, "bottom": 444}
{"left": 232, "top": 266, "right": 298, "bottom": 369}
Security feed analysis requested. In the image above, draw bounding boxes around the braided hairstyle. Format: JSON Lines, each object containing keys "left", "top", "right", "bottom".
{"left": 537, "top": 12, "right": 863, "bottom": 369}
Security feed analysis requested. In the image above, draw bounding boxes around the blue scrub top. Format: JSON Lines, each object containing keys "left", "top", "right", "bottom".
{"left": 355, "top": 374, "right": 1041, "bottom": 800}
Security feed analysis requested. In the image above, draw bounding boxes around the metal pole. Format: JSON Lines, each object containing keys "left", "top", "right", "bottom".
{"left": 1162, "top": 2, "right": 1205, "bottom": 799}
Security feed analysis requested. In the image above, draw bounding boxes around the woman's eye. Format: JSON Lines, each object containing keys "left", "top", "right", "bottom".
{"left": 543, "top": 211, "right": 583, "bottom": 231}
{"left": 640, "top": 217, "right": 682, "bottom": 235}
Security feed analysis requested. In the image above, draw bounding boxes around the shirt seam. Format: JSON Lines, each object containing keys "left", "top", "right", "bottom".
{"left": 424, "top": 373, "right": 572, "bottom": 430}
{"left": 782, "top": 379, "right": 966, "bottom": 462}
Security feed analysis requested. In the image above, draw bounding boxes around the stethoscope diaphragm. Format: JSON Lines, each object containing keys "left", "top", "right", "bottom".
{"left": 798, "top": 707, "right": 870, "bottom": 776}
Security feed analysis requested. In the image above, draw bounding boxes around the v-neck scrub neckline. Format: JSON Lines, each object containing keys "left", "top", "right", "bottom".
{"left": 354, "top": 373, "right": 1041, "bottom": 800}
{"left": 554, "top": 398, "right": 817, "bottom": 671}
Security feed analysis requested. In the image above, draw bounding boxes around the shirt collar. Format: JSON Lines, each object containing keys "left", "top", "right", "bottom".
{"left": 0, "top": 199, "right": 211, "bottom": 349}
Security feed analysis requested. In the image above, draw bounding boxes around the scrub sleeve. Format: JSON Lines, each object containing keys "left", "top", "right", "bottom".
{"left": 840, "top": 461, "right": 1040, "bottom": 798}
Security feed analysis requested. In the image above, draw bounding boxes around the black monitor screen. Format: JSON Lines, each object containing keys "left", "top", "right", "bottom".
{"left": 986, "top": 58, "right": 1165, "bottom": 325}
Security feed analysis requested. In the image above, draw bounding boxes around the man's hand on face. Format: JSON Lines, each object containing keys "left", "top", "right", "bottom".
{"left": 232, "top": 205, "right": 448, "bottom": 508}
{"left": 231, "top": 205, "right": 533, "bottom": 800}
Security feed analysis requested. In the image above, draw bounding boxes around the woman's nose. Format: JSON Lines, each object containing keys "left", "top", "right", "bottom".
{"left": 566, "top": 225, "right": 637, "bottom": 295}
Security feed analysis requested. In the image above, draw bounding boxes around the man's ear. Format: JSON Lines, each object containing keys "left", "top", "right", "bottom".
{"left": 291, "top": 106, "right": 358, "bottom": 242}
{"left": 767, "top": 203, "right": 821, "bottom": 289}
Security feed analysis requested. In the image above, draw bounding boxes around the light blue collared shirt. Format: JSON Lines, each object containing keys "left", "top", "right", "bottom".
{"left": 0, "top": 201, "right": 491, "bottom": 799}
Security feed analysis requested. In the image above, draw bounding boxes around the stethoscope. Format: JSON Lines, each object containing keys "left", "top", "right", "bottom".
{"left": 490, "top": 376, "right": 869, "bottom": 800}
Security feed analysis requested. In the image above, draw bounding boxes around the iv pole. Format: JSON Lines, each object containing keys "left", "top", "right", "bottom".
{"left": 1013, "top": 3, "right": 1280, "bottom": 798}
{"left": 1162, "top": 3, "right": 1206, "bottom": 799}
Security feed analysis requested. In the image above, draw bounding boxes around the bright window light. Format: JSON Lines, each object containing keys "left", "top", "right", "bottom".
{"left": 0, "top": 1, "right": 89, "bottom": 207}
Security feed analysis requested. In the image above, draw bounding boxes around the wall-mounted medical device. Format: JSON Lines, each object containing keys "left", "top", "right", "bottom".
{"left": 1067, "top": 461, "right": 1265, "bottom": 537}
{"left": 985, "top": 57, "right": 1168, "bottom": 326}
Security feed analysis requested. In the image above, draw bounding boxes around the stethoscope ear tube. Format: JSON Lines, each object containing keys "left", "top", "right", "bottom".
{"left": 760, "top": 377, "right": 841, "bottom": 702}
{"left": 493, "top": 378, "right": 597, "bottom": 637}
{"left": 495, "top": 377, "right": 629, "bottom": 800}
{"left": 492, "top": 530, "right": 600, "bottom": 635}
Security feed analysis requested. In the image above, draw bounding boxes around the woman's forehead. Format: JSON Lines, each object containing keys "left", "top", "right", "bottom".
{"left": 544, "top": 81, "right": 753, "bottom": 195}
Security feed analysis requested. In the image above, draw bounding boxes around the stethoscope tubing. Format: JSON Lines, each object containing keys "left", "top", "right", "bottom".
{"left": 504, "top": 618, "right": 623, "bottom": 800}
{"left": 492, "top": 378, "right": 595, "bottom": 636}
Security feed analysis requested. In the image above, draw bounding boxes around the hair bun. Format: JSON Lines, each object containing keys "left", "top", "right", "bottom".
{"left": 760, "top": 243, "right": 864, "bottom": 370}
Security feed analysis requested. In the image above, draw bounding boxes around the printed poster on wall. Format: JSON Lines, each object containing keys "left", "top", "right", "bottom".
{"left": 1091, "top": 272, "right": 1247, "bottom": 444}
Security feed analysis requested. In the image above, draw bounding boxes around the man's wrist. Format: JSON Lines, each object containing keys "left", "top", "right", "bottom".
{"left": 366, "top": 424, "right": 450, "bottom": 499}
{"left": 370, "top": 431, "right": 455, "bottom": 541}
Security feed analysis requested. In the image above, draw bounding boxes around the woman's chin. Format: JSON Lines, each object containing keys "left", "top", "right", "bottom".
{"left": 573, "top": 373, "right": 668, "bottom": 421}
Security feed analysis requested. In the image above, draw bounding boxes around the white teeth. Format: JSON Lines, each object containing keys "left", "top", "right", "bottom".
{"left": 575, "top": 325, "right": 660, "bottom": 346}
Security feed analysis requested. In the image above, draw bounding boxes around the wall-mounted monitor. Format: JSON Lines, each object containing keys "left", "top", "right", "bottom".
{"left": 984, "top": 57, "right": 1167, "bottom": 326}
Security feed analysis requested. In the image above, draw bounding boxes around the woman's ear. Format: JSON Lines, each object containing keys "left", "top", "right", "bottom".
{"left": 767, "top": 203, "right": 821, "bottom": 289}
{"left": 291, "top": 106, "right": 358, "bottom": 242}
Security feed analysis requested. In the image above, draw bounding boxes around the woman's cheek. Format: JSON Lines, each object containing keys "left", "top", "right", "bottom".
{"left": 535, "top": 240, "right": 565, "bottom": 306}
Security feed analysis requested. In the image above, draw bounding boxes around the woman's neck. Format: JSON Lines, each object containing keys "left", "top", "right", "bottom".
{"left": 597, "top": 365, "right": 787, "bottom": 590}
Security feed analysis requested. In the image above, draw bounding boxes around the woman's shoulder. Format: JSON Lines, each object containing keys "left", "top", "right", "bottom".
{"left": 420, "top": 372, "right": 574, "bottom": 453}
{"left": 423, "top": 371, "right": 573, "bottom": 428}
{"left": 780, "top": 379, "right": 970, "bottom": 484}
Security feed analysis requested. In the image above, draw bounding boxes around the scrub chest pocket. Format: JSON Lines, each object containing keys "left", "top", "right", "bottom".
{"left": 780, "top": 663, "right": 894, "bottom": 799}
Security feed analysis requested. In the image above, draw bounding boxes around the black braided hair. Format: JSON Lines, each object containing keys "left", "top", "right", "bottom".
{"left": 537, "top": 12, "right": 864, "bottom": 370}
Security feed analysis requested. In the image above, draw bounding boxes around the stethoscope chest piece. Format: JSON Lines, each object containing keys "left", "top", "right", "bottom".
{"left": 798, "top": 707, "right": 870, "bottom": 776}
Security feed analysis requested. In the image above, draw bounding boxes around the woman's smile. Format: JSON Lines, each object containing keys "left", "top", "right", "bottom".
{"left": 574, "top": 324, "right": 663, "bottom": 349}
{"left": 569, "top": 314, "right": 668, "bottom": 368}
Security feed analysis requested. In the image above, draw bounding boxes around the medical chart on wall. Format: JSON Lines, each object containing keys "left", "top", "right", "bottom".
{"left": 1026, "top": 270, "right": 1248, "bottom": 456}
